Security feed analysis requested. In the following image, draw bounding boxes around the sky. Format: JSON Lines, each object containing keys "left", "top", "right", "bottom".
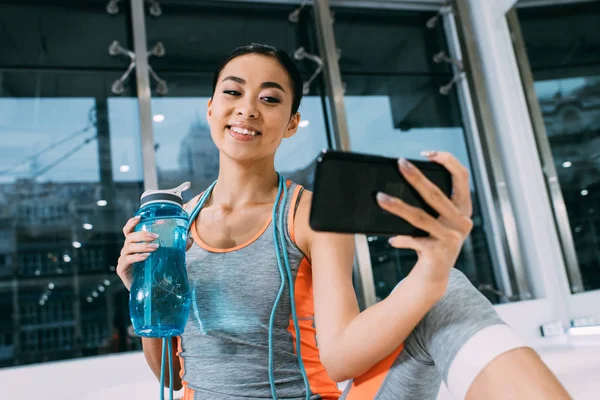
{"left": 0, "top": 76, "right": 592, "bottom": 186}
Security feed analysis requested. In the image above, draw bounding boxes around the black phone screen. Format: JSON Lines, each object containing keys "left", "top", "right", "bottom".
{"left": 309, "top": 151, "right": 452, "bottom": 237}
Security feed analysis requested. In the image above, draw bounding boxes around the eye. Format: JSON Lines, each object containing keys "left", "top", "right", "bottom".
{"left": 261, "top": 96, "right": 281, "bottom": 104}
{"left": 223, "top": 90, "right": 240, "bottom": 96}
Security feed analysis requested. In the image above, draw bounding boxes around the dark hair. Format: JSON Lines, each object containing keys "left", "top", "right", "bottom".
{"left": 211, "top": 43, "right": 304, "bottom": 116}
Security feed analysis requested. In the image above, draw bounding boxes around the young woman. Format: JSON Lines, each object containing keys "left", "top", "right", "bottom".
{"left": 117, "top": 44, "right": 571, "bottom": 400}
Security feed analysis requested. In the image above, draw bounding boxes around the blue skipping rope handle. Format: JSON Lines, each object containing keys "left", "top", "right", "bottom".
{"left": 159, "top": 338, "right": 174, "bottom": 400}
{"left": 160, "top": 338, "right": 167, "bottom": 400}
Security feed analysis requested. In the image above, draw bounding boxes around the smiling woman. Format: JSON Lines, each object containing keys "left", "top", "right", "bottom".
{"left": 0, "top": 1, "right": 595, "bottom": 398}
{"left": 112, "top": 43, "right": 572, "bottom": 400}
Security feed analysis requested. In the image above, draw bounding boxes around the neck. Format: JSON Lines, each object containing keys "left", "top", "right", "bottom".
{"left": 210, "top": 152, "right": 279, "bottom": 208}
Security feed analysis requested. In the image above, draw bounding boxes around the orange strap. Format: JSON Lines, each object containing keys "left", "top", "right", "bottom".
{"left": 344, "top": 344, "right": 404, "bottom": 400}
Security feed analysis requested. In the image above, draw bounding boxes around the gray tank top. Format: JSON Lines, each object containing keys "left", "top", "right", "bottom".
{"left": 178, "top": 181, "right": 341, "bottom": 400}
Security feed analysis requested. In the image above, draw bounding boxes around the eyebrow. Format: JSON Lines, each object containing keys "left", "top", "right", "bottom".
{"left": 221, "top": 76, "right": 285, "bottom": 92}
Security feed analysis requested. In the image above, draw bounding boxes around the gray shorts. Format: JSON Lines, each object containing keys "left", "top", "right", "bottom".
{"left": 339, "top": 269, "right": 525, "bottom": 400}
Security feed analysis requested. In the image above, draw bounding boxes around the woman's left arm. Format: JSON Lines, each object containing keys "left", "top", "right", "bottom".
{"left": 295, "top": 152, "right": 474, "bottom": 382}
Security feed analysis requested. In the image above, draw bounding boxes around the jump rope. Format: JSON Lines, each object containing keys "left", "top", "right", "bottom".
{"left": 157, "top": 174, "right": 311, "bottom": 400}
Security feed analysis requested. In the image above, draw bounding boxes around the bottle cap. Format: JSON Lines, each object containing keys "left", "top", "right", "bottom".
{"left": 140, "top": 182, "right": 191, "bottom": 207}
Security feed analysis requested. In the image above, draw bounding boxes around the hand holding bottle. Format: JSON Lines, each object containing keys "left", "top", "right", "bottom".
{"left": 117, "top": 217, "right": 194, "bottom": 291}
{"left": 117, "top": 216, "right": 159, "bottom": 290}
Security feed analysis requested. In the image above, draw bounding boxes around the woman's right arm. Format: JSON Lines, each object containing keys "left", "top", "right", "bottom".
{"left": 116, "top": 216, "right": 184, "bottom": 390}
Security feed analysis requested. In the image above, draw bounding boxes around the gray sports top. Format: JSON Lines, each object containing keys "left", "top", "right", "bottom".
{"left": 178, "top": 182, "right": 341, "bottom": 400}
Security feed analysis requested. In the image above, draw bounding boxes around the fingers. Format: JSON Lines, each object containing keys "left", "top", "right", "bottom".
{"left": 123, "top": 216, "right": 141, "bottom": 237}
{"left": 421, "top": 151, "right": 473, "bottom": 218}
{"left": 377, "top": 192, "right": 453, "bottom": 239}
{"left": 119, "top": 253, "right": 151, "bottom": 265}
{"left": 117, "top": 218, "right": 159, "bottom": 288}
{"left": 116, "top": 253, "right": 151, "bottom": 277}
{"left": 121, "top": 242, "right": 159, "bottom": 256}
{"left": 125, "top": 231, "right": 159, "bottom": 246}
{"left": 397, "top": 158, "right": 463, "bottom": 222}
{"left": 121, "top": 231, "right": 159, "bottom": 256}
{"left": 119, "top": 222, "right": 159, "bottom": 264}
{"left": 388, "top": 235, "right": 426, "bottom": 252}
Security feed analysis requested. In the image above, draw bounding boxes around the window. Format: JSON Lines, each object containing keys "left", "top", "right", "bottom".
{"left": 0, "top": 2, "right": 144, "bottom": 367}
{"left": 517, "top": 2, "right": 600, "bottom": 292}
{"left": 334, "top": 7, "right": 502, "bottom": 303}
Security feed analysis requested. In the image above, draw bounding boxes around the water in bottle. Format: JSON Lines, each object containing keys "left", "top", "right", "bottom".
{"left": 129, "top": 182, "right": 192, "bottom": 338}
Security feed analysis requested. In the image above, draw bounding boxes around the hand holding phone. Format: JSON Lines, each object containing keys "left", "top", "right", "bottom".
{"left": 310, "top": 150, "right": 474, "bottom": 285}
{"left": 310, "top": 150, "right": 454, "bottom": 237}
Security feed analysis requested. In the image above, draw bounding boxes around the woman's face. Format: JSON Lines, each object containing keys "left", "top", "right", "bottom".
{"left": 207, "top": 54, "right": 300, "bottom": 163}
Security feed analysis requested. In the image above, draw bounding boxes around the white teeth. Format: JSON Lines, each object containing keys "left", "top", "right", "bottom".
{"left": 230, "top": 126, "right": 257, "bottom": 136}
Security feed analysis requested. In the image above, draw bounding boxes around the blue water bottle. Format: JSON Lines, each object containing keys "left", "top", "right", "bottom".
{"left": 129, "top": 182, "right": 192, "bottom": 338}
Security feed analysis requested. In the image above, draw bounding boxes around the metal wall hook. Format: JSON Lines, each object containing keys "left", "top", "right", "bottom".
{"left": 293, "top": 47, "right": 324, "bottom": 95}
{"left": 439, "top": 73, "right": 463, "bottom": 95}
{"left": 106, "top": 0, "right": 121, "bottom": 15}
{"left": 111, "top": 80, "right": 125, "bottom": 95}
{"left": 288, "top": 8, "right": 301, "bottom": 23}
{"left": 108, "top": 40, "right": 167, "bottom": 95}
{"left": 426, "top": 1, "right": 453, "bottom": 29}
{"left": 147, "top": 0, "right": 162, "bottom": 17}
{"left": 155, "top": 81, "right": 168, "bottom": 96}
{"left": 106, "top": 0, "right": 161, "bottom": 17}
{"left": 108, "top": 40, "right": 135, "bottom": 60}
{"left": 289, "top": 0, "right": 311, "bottom": 23}
{"left": 110, "top": 61, "right": 136, "bottom": 95}
{"left": 149, "top": 41, "right": 166, "bottom": 57}
{"left": 147, "top": 42, "right": 167, "bottom": 94}
{"left": 108, "top": 40, "right": 136, "bottom": 95}
{"left": 294, "top": 47, "right": 323, "bottom": 67}
{"left": 108, "top": 40, "right": 120, "bottom": 56}
{"left": 148, "top": 65, "right": 168, "bottom": 95}
{"left": 293, "top": 47, "right": 306, "bottom": 60}
{"left": 433, "top": 50, "right": 464, "bottom": 96}
{"left": 433, "top": 51, "right": 463, "bottom": 70}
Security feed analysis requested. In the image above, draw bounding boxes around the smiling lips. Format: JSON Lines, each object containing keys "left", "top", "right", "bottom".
{"left": 226, "top": 124, "right": 261, "bottom": 141}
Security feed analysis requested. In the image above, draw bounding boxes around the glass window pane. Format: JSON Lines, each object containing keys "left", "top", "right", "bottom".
{"left": 335, "top": 8, "right": 502, "bottom": 304}
{"left": 0, "top": 0, "right": 144, "bottom": 366}
{"left": 145, "top": 2, "right": 314, "bottom": 75}
{"left": 518, "top": 2, "right": 600, "bottom": 292}
{"left": 0, "top": 1, "right": 131, "bottom": 69}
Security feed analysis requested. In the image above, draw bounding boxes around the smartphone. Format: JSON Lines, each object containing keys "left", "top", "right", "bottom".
{"left": 309, "top": 150, "right": 453, "bottom": 237}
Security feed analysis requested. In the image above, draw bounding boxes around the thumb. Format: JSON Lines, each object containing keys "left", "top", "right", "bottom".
{"left": 186, "top": 237, "right": 194, "bottom": 251}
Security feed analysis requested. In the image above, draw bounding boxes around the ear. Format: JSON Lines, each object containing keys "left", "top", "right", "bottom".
{"left": 283, "top": 112, "right": 301, "bottom": 139}
{"left": 206, "top": 98, "right": 213, "bottom": 124}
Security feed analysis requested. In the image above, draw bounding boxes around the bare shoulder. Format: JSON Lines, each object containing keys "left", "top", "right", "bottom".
{"left": 293, "top": 189, "right": 313, "bottom": 260}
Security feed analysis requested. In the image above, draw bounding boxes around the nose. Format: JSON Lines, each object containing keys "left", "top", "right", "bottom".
{"left": 235, "top": 98, "right": 259, "bottom": 119}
